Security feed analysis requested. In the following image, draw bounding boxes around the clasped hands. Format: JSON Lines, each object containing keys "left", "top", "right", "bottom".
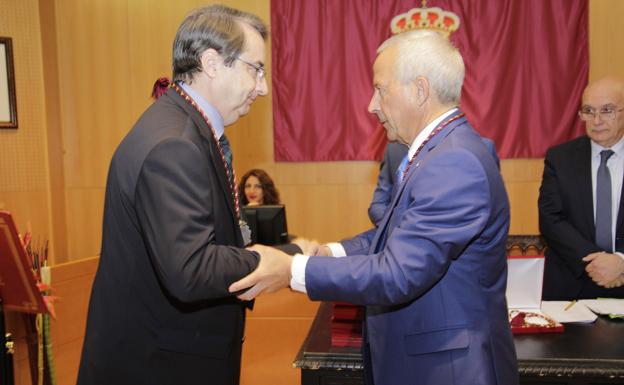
{"left": 228, "top": 238, "right": 330, "bottom": 301}
{"left": 583, "top": 252, "right": 624, "bottom": 288}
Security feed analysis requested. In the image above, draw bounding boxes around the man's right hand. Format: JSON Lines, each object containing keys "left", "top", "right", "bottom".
{"left": 229, "top": 244, "right": 293, "bottom": 301}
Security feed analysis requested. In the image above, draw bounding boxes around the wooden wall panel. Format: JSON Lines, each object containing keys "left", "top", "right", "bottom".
{"left": 53, "top": 0, "right": 134, "bottom": 260}
{"left": 48, "top": 257, "right": 99, "bottom": 385}
{"left": 0, "top": 191, "right": 51, "bottom": 241}
{"left": 39, "top": 0, "right": 69, "bottom": 263}
{"left": 64, "top": 188, "right": 104, "bottom": 260}
{"left": 501, "top": 159, "right": 544, "bottom": 235}
{"left": 279, "top": 183, "right": 375, "bottom": 243}
{"left": 0, "top": 0, "right": 53, "bottom": 258}
{"left": 126, "top": 0, "right": 180, "bottom": 121}
{"left": 589, "top": 0, "right": 624, "bottom": 80}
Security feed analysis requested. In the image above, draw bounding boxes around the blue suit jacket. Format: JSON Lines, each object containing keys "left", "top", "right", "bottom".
{"left": 368, "top": 138, "right": 499, "bottom": 227}
{"left": 305, "top": 114, "right": 518, "bottom": 385}
{"left": 368, "top": 142, "right": 408, "bottom": 226}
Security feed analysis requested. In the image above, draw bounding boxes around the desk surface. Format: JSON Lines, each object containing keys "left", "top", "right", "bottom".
{"left": 295, "top": 302, "right": 624, "bottom": 383}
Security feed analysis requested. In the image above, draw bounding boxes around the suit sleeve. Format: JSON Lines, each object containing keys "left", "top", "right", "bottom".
{"left": 134, "top": 137, "right": 259, "bottom": 303}
{"left": 306, "top": 148, "right": 491, "bottom": 306}
{"left": 538, "top": 150, "right": 598, "bottom": 277}
{"left": 340, "top": 228, "right": 377, "bottom": 255}
{"left": 368, "top": 151, "right": 393, "bottom": 226}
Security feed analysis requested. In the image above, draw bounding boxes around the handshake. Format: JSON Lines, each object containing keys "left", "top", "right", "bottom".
{"left": 228, "top": 238, "right": 332, "bottom": 301}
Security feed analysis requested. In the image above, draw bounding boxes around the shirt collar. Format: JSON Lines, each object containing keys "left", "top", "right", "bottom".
{"left": 179, "top": 81, "right": 225, "bottom": 138}
{"left": 407, "top": 107, "right": 458, "bottom": 160}
{"left": 591, "top": 136, "right": 624, "bottom": 159}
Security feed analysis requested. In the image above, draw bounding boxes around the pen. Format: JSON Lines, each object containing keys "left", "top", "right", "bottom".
{"left": 564, "top": 300, "right": 577, "bottom": 311}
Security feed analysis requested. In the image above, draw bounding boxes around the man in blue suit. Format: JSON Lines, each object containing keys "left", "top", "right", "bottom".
{"left": 230, "top": 29, "right": 518, "bottom": 385}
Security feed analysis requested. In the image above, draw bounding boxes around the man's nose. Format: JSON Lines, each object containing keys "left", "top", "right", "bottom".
{"left": 368, "top": 96, "right": 378, "bottom": 114}
{"left": 257, "top": 77, "right": 268, "bottom": 96}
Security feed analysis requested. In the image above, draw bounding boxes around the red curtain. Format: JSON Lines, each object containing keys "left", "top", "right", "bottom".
{"left": 271, "top": 0, "right": 588, "bottom": 161}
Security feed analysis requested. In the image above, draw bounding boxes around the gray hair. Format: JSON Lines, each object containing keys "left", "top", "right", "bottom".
{"left": 172, "top": 4, "right": 267, "bottom": 83}
{"left": 378, "top": 30, "right": 464, "bottom": 105}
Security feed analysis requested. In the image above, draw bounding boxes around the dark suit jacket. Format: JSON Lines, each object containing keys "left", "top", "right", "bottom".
{"left": 306, "top": 114, "right": 518, "bottom": 385}
{"left": 539, "top": 135, "right": 624, "bottom": 300}
{"left": 77, "top": 88, "right": 260, "bottom": 385}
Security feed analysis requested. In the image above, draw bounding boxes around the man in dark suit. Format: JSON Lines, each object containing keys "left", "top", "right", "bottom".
{"left": 77, "top": 6, "right": 286, "bottom": 385}
{"left": 231, "top": 30, "right": 518, "bottom": 385}
{"left": 539, "top": 77, "right": 624, "bottom": 300}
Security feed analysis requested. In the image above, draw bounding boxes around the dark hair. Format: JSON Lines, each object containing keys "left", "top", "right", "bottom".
{"left": 172, "top": 4, "right": 268, "bottom": 83}
{"left": 238, "top": 169, "right": 280, "bottom": 205}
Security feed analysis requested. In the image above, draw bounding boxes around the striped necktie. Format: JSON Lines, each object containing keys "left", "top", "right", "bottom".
{"left": 219, "top": 135, "right": 233, "bottom": 181}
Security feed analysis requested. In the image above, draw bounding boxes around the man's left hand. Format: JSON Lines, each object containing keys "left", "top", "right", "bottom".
{"left": 604, "top": 274, "right": 624, "bottom": 288}
{"left": 583, "top": 252, "right": 624, "bottom": 287}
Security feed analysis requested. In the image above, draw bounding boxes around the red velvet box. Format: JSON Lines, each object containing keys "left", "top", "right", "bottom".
{"left": 330, "top": 302, "right": 364, "bottom": 347}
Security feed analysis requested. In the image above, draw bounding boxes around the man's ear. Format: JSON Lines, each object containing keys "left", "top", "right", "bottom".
{"left": 414, "top": 77, "right": 430, "bottom": 106}
{"left": 200, "top": 48, "right": 220, "bottom": 78}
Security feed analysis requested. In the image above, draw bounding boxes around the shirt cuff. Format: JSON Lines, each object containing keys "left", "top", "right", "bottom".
{"left": 326, "top": 242, "right": 347, "bottom": 257}
{"left": 290, "top": 254, "right": 309, "bottom": 293}
{"left": 616, "top": 252, "right": 624, "bottom": 261}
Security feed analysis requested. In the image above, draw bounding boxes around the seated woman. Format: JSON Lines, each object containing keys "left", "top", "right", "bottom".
{"left": 238, "top": 169, "right": 281, "bottom": 206}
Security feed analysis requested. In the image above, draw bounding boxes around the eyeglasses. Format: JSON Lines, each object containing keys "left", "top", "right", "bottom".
{"left": 578, "top": 105, "right": 624, "bottom": 121}
{"left": 236, "top": 57, "right": 265, "bottom": 81}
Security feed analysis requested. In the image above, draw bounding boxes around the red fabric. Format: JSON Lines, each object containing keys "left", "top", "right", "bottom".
{"left": 151, "top": 77, "right": 171, "bottom": 100}
{"left": 271, "top": 0, "right": 588, "bottom": 161}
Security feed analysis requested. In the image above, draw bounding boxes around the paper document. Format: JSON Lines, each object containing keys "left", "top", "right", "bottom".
{"left": 580, "top": 299, "right": 624, "bottom": 317}
{"left": 540, "top": 301, "right": 597, "bottom": 323}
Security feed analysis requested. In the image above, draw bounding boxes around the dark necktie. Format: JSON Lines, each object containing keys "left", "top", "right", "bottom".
{"left": 219, "top": 135, "right": 233, "bottom": 181}
{"left": 595, "top": 149, "right": 615, "bottom": 252}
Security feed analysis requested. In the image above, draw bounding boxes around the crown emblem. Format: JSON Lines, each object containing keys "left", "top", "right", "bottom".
{"left": 390, "top": 1, "right": 460, "bottom": 37}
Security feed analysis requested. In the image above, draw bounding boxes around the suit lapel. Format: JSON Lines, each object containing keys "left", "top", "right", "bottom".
{"left": 576, "top": 138, "right": 595, "bottom": 235}
{"left": 369, "top": 113, "right": 465, "bottom": 252}
{"left": 388, "top": 114, "right": 465, "bottom": 216}
{"left": 165, "top": 89, "right": 239, "bottom": 226}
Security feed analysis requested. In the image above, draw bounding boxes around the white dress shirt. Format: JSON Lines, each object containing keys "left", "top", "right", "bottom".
{"left": 591, "top": 137, "right": 624, "bottom": 255}
{"left": 290, "top": 108, "right": 459, "bottom": 293}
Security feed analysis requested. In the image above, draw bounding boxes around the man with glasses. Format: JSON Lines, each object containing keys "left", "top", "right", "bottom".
{"left": 77, "top": 5, "right": 290, "bottom": 385}
{"left": 539, "top": 77, "right": 624, "bottom": 300}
